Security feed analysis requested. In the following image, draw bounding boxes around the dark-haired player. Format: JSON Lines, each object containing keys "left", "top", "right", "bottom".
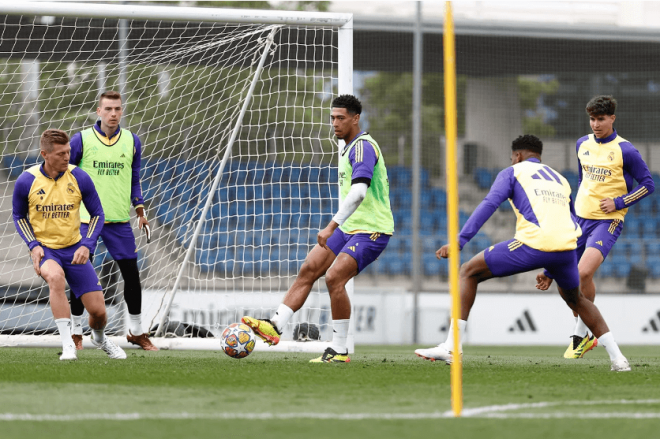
{"left": 416, "top": 135, "right": 630, "bottom": 372}
{"left": 12, "top": 129, "right": 126, "bottom": 360}
{"left": 536, "top": 96, "right": 654, "bottom": 359}
{"left": 242, "top": 94, "right": 394, "bottom": 363}
{"left": 68, "top": 91, "right": 157, "bottom": 351}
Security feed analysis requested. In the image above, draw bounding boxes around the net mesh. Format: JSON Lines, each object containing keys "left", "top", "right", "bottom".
{"left": 0, "top": 14, "right": 340, "bottom": 340}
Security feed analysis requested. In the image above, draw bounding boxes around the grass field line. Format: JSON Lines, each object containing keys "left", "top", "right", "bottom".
{"left": 461, "top": 399, "right": 660, "bottom": 417}
{"left": 1, "top": 399, "right": 659, "bottom": 421}
{"left": 482, "top": 413, "right": 660, "bottom": 419}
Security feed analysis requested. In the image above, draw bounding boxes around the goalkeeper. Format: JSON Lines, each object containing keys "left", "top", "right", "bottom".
{"left": 415, "top": 135, "right": 630, "bottom": 372}
{"left": 12, "top": 129, "right": 126, "bottom": 361}
{"left": 68, "top": 91, "right": 157, "bottom": 351}
{"left": 242, "top": 95, "right": 394, "bottom": 363}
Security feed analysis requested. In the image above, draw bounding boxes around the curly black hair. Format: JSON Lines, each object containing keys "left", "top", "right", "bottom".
{"left": 511, "top": 134, "right": 543, "bottom": 155}
{"left": 586, "top": 95, "right": 617, "bottom": 116}
{"left": 331, "top": 94, "right": 362, "bottom": 115}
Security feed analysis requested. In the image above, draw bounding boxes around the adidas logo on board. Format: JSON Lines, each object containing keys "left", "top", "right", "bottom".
{"left": 508, "top": 310, "right": 537, "bottom": 332}
{"left": 642, "top": 310, "right": 660, "bottom": 333}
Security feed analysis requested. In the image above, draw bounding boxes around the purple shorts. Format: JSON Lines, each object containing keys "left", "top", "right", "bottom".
{"left": 81, "top": 222, "right": 138, "bottom": 261}
{"left": 326, "top": 228, "right": 390, "bottom": 273}
{"left": 576, "top": 217, "right": 623, "bottom": 261}
{"left": 484, "top": 239, "right": 580, "bottom": 290}
{"left": 40, "top": 242, "right": 102, "bottom": 298}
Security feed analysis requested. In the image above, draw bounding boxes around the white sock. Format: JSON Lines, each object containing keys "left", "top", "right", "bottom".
{"left": 92, "top": 328, "right": 106, "bottom": 344}
{"left": 573, "top": 316, "right": 589, "bottom": 337}
{"left": 444, "top": 319, "right": 467, "bottom": 353}
{"left": 55, "top": 318, "right": 75, "bottom": 349}
{"left": 598, "top": 331, "right": 624, "bottom": 361}
{"left": 270, "top": 304, "right": 294, "bottom": 333}
{"left": 71, "top": 314, "right": 84, "bottom": 336}
{"left": 129, "top": 313, "right": 143, "bottom": 336}
{"left": 330, "top": 319, "right": 350, "bottom": 354}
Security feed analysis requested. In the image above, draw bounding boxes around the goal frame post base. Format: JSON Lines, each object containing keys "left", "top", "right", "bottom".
{"left": 0, "top": 335, "right": 352, "bottom": 353}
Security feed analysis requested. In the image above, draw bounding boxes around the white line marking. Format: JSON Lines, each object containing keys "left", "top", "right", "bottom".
{"left": 461, "top": 399, "right": 660, "bottom": 417}
{"left": 1, "top": 399, "right": 659, "bottom": 421}
{"left": 483, "top": 413, "right": 660, "bottom": 419}
{"left": 0, "top": 412, "right": 452, "bottom": 421}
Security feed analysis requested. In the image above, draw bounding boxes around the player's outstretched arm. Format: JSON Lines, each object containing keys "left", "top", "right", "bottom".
{"left": 458, "top": 167, "right": 514, "bottom": 249}
{"left": 436, "top": 244, "right": 451, "bottom": 259}
{"left": 535, "top": 272, "right": 553, "bottom": 290}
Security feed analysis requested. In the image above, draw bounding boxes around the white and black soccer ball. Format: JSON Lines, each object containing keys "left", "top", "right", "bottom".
{"left": 220, "top": 323, "right": 256, "bottom": 359}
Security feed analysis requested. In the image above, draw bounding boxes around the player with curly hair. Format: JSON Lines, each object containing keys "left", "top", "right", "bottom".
{"left": 242, "top": 95, "right": 394, "bottom": 363}
{"left": 416, "top": 135, "right": 630, "bottom": 372}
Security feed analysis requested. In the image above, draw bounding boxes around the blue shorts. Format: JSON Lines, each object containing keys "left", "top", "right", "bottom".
{"left": 81, "top": 222, "right": 138, "bottom": 261}
{"left": 326, "top": 229, "right": 390, "bottom": 273}
{"left": 40, "top": 242, "right": 102, "bottom": 298}
{"left": 576, "top": 217, "right": 623, "bottom": 261}
{"left": 484, "top": 239, "right": 580, "bottom": 290}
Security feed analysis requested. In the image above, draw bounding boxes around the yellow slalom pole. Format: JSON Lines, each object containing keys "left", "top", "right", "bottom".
{"left": 444, "top": 1, "right": 462, "bottom": 417}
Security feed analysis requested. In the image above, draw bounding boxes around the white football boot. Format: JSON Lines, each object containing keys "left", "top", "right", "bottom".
{"left": 91, "top": 335, "right": 127, "bottom": 360}
{"left": 611, "top": 356, "right": 631, "bottom": 372}
{"left": 59, "top": 343, "right": 78, "bottom": 361}
{"left": 415, "top": 343, "right": 460, "bottom": 365}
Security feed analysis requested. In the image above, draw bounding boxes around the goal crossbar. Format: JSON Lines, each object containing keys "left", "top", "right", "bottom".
{"left": 2, "top": 2, "right": 352, "bottom": 27}
{"left": 0, "top": 334, "right": 329, "bottom": 353}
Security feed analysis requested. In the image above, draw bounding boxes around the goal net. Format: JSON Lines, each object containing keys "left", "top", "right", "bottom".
{"left": 0, "top": 3, "right": 353, "bottom": 351}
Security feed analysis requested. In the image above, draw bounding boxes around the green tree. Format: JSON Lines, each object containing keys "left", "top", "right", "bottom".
{"left": 359, "top": 72, "right": 466, "bottom": 173}
{"left": 194, "top": 1, "right": 272, "bottom": 8}
{"left": 194, "top": 1, "right": 329, "bottom": 11}
{"left": 518, "top": 76, "right": 560, "bottom": 138}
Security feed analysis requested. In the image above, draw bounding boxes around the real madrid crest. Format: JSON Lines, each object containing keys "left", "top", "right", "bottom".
{"left": 66, "top": 182, "right": 75, "bottom": 194}
{"left": 608, "top": 151, "right": 615, "bottom": 162}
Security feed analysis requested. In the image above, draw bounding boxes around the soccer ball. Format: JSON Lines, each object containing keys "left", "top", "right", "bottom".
{"left": 220, "top": 323, "right": 256, "bottom": 359}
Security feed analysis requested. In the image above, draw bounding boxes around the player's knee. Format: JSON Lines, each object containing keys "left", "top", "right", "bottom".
{"left": 298, "top": 259, "right": 323, "bottom": 282}
{"left": 88, "top": 308, "right": 107, "bottom": 325}
{"left": 562, "top": 287, "right": 580, "bottom": 307}
{"left": 459, "top": 261, "right": 477, "bottom": 279}
{"left": 459, "top": 263, "right": 467, "bottom": 278}
{"left": 579, "top": 269, "right": 594, "bottom": 285}
{"left": 44, "top": 271, "right": 66, "bottom": 289}
{"left": 324, "top": 269, "right": 345, "bottom": 292}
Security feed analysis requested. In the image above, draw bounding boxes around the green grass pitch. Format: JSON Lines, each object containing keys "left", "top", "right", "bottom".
{"left": 1, "top": 345, "right": 659, "bottom": 439}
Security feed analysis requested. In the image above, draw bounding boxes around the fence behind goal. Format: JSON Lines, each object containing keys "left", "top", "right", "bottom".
{"left": 345, "top": 17, "right": 660, "bottom": 301}
{"left": 0, "top": 2, "right": 353, "bottom": 350}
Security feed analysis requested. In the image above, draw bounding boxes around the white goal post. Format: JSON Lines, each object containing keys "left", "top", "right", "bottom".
{"left": 0, "top": 2, "right": 354, "bottom": 352}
